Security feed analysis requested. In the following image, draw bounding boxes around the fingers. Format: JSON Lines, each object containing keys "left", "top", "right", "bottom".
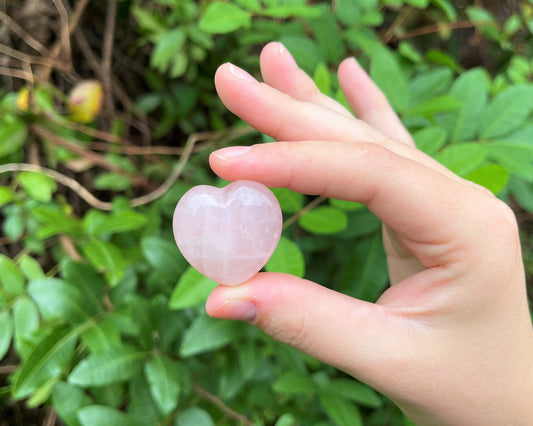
{"left": 215, "top": 61, "right": 460, "bottom": 181}
{"left": 215, "top": 62, "right": 383, "bottom": 143}
{"left": 338, "top": 58, "right": 414, "bottom": 146}
{"left": 205, "top": 272, "right": 403, "bottom": 385}
{"left": 210, "top": 141, "right": 491, "bottom": 266}
{"left": 259, "top": 42, "right": 353, "bottom": 117}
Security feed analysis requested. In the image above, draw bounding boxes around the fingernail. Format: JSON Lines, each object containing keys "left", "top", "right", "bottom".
{"left": 228, "top": 63, "right": 257, "bottom": 82}
{"left": 212, "top": 146, "right": 251, "bottom": 160}
{"left": 278, "top": 43, "right": 297, "bottom": 67}
{"left": 212, "top": 299, "right": 257, "bottom": 322}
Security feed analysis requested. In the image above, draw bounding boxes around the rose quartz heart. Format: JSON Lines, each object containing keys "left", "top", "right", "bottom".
{"left": 173, "top": 180, "right": 282, "bottom": 286}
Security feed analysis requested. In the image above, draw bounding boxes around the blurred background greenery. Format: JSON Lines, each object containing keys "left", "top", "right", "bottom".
{"left": 1, "top": 0, "right": 533, "bottom": 424}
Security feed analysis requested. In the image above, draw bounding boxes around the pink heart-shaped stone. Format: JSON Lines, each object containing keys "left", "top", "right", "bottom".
{"left": 173, "top": 180, "right": 282, "bottom": 286}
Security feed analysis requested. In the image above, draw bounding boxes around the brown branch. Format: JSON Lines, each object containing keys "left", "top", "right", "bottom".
{"left": 51, "top": 0, "right": 73, "bottom": 66}
{"left": 39, "top": 0, "right": 90, "bottom": 81}
{"left": 31, "top": 124, "right": 156, "bottom": 191}
{"left": 0, "top": 365, "right": 18, "bottom": 374}
{"left": 390, "top": 20, "right": 490, "bottom": 42}
{"left": 0, "top": 9, "right": 51, "bottom": 56}
{"left": 283, "top": 196, "right": 326, "bottom": 230}
{"left": 102, "top": 0, "right": 117, "bottom": 116}
{"left": 191, "top": 382, "right": 254, "bottom": 426}
{"left": 0, "top": 65, "right": 34, "bottom": 82}
{"left": 0, "top": 43, "right": 72, "bottom": 73}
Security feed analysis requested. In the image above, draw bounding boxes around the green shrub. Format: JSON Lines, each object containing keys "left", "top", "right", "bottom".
{"left": 1, "top": 0, "right": 532, "bottom": 424}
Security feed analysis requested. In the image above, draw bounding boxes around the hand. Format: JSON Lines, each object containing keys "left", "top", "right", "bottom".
{"left": 205, "top": 42, "right": 533, "bottom": 425}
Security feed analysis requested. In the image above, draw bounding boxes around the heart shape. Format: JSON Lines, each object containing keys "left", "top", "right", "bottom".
{"left": 173, "top": 180, "right": 282, "bottom": 286}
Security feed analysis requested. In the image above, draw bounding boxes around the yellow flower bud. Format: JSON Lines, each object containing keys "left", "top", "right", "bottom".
{"left": 16, "top": 87, "right": 31, "bottom": 111}
{"left": 68, "top": 80, "right": 103, "bottom": 123}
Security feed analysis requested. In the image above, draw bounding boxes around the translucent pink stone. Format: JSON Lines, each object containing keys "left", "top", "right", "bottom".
{"left": 173, "top": 180, "right": 282, "bottom": 286}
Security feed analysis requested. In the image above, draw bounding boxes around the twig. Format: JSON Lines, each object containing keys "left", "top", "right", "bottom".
{"left": 0, "top": 9, "right": 51, "bottom": 56}
{"left": 0, "top": 365, "right": 18, "bottom": 374}
{"left": 43, "top": 408, "right": 57, "bottom": 426}
{"left": 0, "top": 43, "right": 72, "bottom": 73}
{"left": 0, "top": 65, "right": 34, "bottom": 82}
{"left": 31, "top": 124, "right": 156, "bottom": 191}
{"left": 283, "top": 196, "right": 326, "bottom": 230}
{"left": 39, "top": 0, "right": 90, "bottom": 81}
{"left": 390, "top": 20, "right": 489, "bottom": 42}
{"left": 102, "top": 0, "right": 117, "bottom": 116}
{"left": 191, "top": 382, "right": 254, "bottom": 426}
{"left": 51, "top": 0, "right": 73, "bottom": 66}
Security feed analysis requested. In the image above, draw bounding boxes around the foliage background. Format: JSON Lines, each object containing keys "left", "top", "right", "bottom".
{"left": 1, "top": 0, "right": 533, "bottom": 425}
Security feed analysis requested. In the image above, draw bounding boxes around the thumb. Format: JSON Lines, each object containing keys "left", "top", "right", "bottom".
{"left": 206, "top": 272, "right": 408, "bottom": 386}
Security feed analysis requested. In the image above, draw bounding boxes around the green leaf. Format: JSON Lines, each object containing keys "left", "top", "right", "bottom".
{"left": 169, "top": 266, "right": 218, "bottom": 310}
{"left": 405, "top": 0, "right": 429, "bottom": 7}
{"left": 408, "top": 68, "right": 453, "bottom": 105}
{"left": 151, "top": 28, "right": 186, "bottom": 75}
{"left": 0, "top": 117, "right": 27, "bottom": 157}
{"left": 82, "top": 239, "right": 126, "bottom": 287}
{"left": 404, "top": 95, "right": 461, "bottom": 118}
{"left": 265, "top": 237, "right": 305, "bottom": 277}
{"left": 447, "top": 68, "right": 489, "bottom": 143}
{"left": 479, "top": 84, "right": 533, "bottom": 139}
{"left": 436, "top": 143, "right": 488, "bottom": 176}
{"left": 273, "top": 370, "right": 315, "bottom": 394}
{"left": 128, "top": 373, "right": 163, "bottom": 425}
{"left": 68, "top": 344, "right": 145, "bottom": 387}
{"left": 26, "top": 376, "right": 60, "bottom": 408}
{"left": 52, "top": 382, "right": 93, "bottom": 426}
{"left": 271, "top": 187, "right": 304, "bottom": 214}
{"left": 61, "top": 260, "right": 105, "bottom": 316}
{"left": 321, "top": 379, "right": 381, "bottom": 408}
{"left": 18, "top": 255, "right": 45, "bottom": 281}
{"left": 299, "top": 206, "right": 348, "bottom": 234}
{"left": 509, "top": 177, "right": 533, "bottom": 212}
{"left": 466, "top": 164, "right": 509, "bottom": 194}
{"left": 31, "top": 205, "right": 81, "bottom": 238}
{"left": 144, "top": 354, "right": 183, "bottom": 415}
{"left": 12, "top": 297, "right": 39, "bottom": 359}
{"left": 0, "top": 310, "right": 13, "bottom": 360}
{"left": 341, "top": 232, "right": 388, "bottom": 302}
{"left": 0, "top": 185, "right": 14, "bottom": 207}
{"left": 329, "top": 199, "right": 365, "bottom": 211}
{"left": 431, "top": 0, "right": 457, "bottom": 21}
{"left": 370, "top": 49, "right": 410, "bottom": 112}
{"left": 485, "top": 143, "right": 533, "bottom": 180}
{"left": 93, "top": 173, "right": 132, "bottom": 191}
{"left": 199, "top": 2, "right": 251, "bottom": 34}
{"left": 319, "top": 390, "right": 363, "bottom": 426}
{"left": 12, "top": 327, "right": 80, "bottom": 399}
{"left": 28, "top": 278, "right": 87, "bottom": 323}
{"left": 413, "top": 126, "right": 447, "bottom": 155}
{"left": 180, "top": 315, "right": 244, "bottom": 357}
{"left": 141, "top": 236, "right": 187, "bottom": 283}
{"left": 83, "top": 209, "right": 147, "bottom": 236}
{"left": 18, "top": 171, "right": 57, "bottom": 203}
{"left": 313, "top": 62, "right": 331, "bottom": 95}
{"left": 0, "top": 254, "right": 24, "bottom": 298}
{"left": 175, "top": 407, "right": 215, "bottom": 426}
{"left": 310, "top": 12, "right": 345, "bottom": 63}
{"left": 77, "top": 405, "right": 135, "bottom": 426}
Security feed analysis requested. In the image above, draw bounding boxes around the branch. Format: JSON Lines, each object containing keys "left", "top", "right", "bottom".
{"left": 102, "top": 0, "right": 117, "bottom": 116}
{"left": 283, "top": 196, "right": 326, "bottom": 230}
{"left": 0, "top": 9, "right": 51, "bottom": 56}
{"left": 191, "top": 382, "right": 254, "bottom": 426}
{"left": 390, "top": 20, "right": 490, "bottom": 42}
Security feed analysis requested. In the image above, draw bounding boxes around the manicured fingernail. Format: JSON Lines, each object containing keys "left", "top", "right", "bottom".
{"left": 212, "top": 299, "right": 257, "bottom": 322}
{"left": 212, "top": 146, "right": 251, "bottom": 160}
{"left": 228, "top": 63, "right": 257, "bottom": 82}
{"left": 278, "top": 43, "right": 297, "bottom": 67}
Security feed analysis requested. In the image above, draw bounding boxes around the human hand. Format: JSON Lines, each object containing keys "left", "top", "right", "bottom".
{"left": 205, "top": 42, "right": 533, "bottom": 425}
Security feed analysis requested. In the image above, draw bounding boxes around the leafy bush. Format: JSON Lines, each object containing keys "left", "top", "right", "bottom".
{"left": 1, "top": 0, "right": 532, "bottom": 424}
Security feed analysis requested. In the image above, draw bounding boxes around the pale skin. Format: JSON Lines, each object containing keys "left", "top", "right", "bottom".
{"left": 205, "top": 42, "right": 533, "bottom": 425}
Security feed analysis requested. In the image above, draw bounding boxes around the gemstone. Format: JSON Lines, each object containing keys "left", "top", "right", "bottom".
{"left": 173, "top": 180, "right": 282, "bottom": 286}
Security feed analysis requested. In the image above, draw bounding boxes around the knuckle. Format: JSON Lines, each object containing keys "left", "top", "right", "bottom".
{"left": 264, "top": 309, "right": 314, "bottom": 353}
